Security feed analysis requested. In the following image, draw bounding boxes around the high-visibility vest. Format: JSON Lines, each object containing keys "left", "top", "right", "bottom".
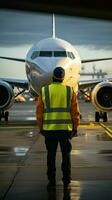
{"left": 42, "top": 83, "right": 73, "bottom": 131}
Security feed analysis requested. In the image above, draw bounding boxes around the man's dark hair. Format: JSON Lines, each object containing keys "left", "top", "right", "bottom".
{"left": 53, "top": 67, "right": 65, "bottom": 82}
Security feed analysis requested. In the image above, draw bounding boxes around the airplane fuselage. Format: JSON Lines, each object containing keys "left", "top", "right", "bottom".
{"left": 25, "top": 37, "right": 81, "bottom": 95}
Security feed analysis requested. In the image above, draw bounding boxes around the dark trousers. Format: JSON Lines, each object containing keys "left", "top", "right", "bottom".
{"left": 44, "top": 131, "right": 72, "bottom": 182}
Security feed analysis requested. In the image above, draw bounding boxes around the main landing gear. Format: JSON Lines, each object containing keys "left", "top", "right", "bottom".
{"left": 0, "top": 111, "right": 9, "bottom": 122}
{"left": 95, "top": 111, "right": 107, "bottom": 122}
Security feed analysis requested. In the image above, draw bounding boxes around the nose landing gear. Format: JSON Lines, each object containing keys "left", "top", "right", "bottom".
{"left": 0, "top": 111, "right": 9, "bottom": 122}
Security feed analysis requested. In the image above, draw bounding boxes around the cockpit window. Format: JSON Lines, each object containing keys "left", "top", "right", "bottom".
{"left": 31, "top": 51, "right": 39, "bottom": 59}
{"left": 31, "top": 51, "right": 75, "bottom": 59}
{"left": 67, "top": 52, "right": 75, "bottom": 59}
{"left": 54, "top": 51, "right": 67, "bottom": 57}
{"left": 39, "top": 51, "right": 52, "bottom": 57}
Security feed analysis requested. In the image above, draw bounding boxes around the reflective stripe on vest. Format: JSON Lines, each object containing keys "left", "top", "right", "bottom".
{"left": 42, "top": 83, "right": 73, "bottom": 131}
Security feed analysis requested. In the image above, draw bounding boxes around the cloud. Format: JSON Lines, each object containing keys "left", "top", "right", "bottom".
{"left": 0, "top": 10, "right": 112, "bottom": 50}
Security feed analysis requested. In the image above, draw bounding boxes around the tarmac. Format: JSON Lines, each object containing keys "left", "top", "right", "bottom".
{"left": 0, "top": 100, "right": 112, "bottom": 200}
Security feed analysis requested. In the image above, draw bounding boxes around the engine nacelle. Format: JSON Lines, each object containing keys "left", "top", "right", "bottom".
{"left": 0, "top": 80, "right": 15, "bottom": 110}
{"left": 91, "top": 81, "right": 112, "bottom": 112}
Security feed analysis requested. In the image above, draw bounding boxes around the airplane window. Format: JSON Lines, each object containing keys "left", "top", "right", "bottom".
{"left": 31, "top": 51, "right": 39, "bottom": 59}
{"left": 67, "top": 52, "right": 75, "bottom": 59}
{"left": 67, "top": 52, "right": 72, "bottom": 59}
{"left": 71, "top": 52, "right": 75, "bottom": 59}
{"left": 54, "top": 51, "right": 67, "bottom": 57}
{"left": 39, "top": 51, "right": 52, "bottom": 57}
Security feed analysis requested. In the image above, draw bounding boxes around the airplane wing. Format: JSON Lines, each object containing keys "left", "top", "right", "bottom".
{"left": 81, "top": 57, "right": 112, "bottom": 63}
{"left": 0, "top": 56, "right": 28, "bottom": 89}
{"left": 0, "top": 56, "right": 112, "bottom": 90}
{"left": 79, "top": 57, "right": 112, "bottom": 89}
{"left": 0, "top": 56, "right": 112, "bottom": 63}
{"left": 0, "top": 56, "right": 25, "bottom": 62}
{"left": 0, "top": 78, "right": 28, "bottom": 89}
{"left": 79, "top": 78, "right": 112, "bottom": 90}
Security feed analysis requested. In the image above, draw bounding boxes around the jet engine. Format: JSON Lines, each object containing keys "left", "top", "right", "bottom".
{"left": 0, "top": 80, "right": 15, "bottom": 110}
{"left": 91, "top": 81, "right": 112, "bottom": 112}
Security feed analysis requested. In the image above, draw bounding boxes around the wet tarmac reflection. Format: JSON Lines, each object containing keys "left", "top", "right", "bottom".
{"left": 47, "top": 188, "right": 71, "bottom": 200}
{"left": 46, "top": 181, "right": 112, "bottom": 200}
{"left": 14, "top": 147, "right": 29, "bottom": 156}
{"left": 47, "top": 181, "right": 80, "bottom": 200}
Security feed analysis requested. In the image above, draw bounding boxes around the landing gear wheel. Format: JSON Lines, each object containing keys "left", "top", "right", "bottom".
{"left": 95, "top": 111, "right": 108, "bottom": 122}
{"left": 5, "top": 111, "right": 9, "bottom": 122}
{"left": 103, "top": 112, "right": 107, "bottom": 122}
{"left": 95, "top": 112, "right": 100, "bottom": 122}
{"left": 0, "top": 111, "right": 3, "bottom": 122}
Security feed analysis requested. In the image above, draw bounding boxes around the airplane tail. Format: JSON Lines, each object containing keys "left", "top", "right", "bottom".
{"left": 52, "top": 13, "right": 56, "bottom": 38}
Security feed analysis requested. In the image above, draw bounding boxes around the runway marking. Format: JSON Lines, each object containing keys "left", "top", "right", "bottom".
{"left": 0, "top": 123, "right": 97, "bottom": 129}
{"left": 99, "top": 123, "right": 112, "bottom": 139}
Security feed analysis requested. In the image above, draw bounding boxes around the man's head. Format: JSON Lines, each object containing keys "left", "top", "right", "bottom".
{"left": 53, "top": 67, "right": 65, "bottom": 82}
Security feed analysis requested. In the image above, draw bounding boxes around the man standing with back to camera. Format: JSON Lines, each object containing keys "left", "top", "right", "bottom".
{"left": 36, "top": 67, "right": 80, "bottom": 189}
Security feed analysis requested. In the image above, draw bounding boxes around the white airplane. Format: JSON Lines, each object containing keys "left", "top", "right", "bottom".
{"left": 0, "top": 15, "right": 112, "bottom": 122}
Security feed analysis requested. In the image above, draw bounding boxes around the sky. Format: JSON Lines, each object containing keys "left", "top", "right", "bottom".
{"left": 0, "top": 9, "right": 112, "bottom": 80}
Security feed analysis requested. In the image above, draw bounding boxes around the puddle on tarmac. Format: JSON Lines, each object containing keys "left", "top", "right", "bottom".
{"left": 16, "top": 129, "right": 38, "bottom": 138}
{"left": 27, "top": 131, "right": 34, "bottom": 137}
{"left": 13, "top": 147, "right": 29, "bottom": 156}
{"left": 0, "top": 146, "right": 30, "bottom": 163}
{"left": 0, "top": 146, "right": 29, "bottom": 157}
